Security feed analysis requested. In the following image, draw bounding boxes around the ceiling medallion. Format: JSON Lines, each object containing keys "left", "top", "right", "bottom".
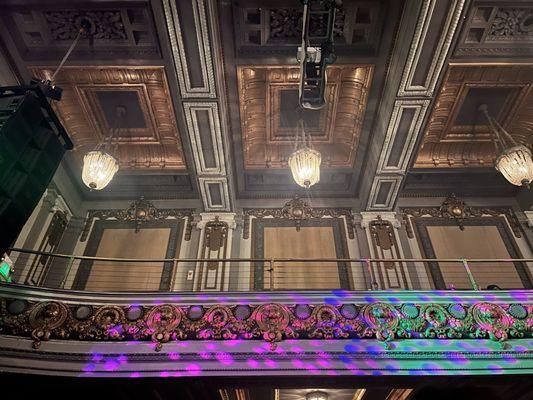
{"left": 480, "top": 104, "right": 533, "bottom": 187}
{"left": 289, "top": 120, "right": 321, "bottom": 188}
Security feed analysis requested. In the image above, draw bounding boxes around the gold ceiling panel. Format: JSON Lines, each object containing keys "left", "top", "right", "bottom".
{"left": 414, "top": 64, "right": 533, "bottom": 168}
{"left": 237, "top": 65, "right": 373, "bottom": 169}
{"left": 30, "top": 66, "right": 186, "bottom": 170}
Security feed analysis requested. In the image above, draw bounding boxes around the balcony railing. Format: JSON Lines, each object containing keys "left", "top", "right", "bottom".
{"left": 4, "top": 248, "right": 532, "bottom": 292}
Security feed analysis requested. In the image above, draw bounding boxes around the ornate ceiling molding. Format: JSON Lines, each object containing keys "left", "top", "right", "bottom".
{"left": 80, "top": 197, "right": 194, "bottom": 242}
{"left": 0, "top": 2, "right": 161, "bottom": 60}
{"left": 163, "top": 0, "right": 233, "bottom": 211}
{"left": 242, "top": 196, "right": 355, "bottom": 239}
{"left": 398, "top": 0, "right": 465, "bottom": 97}
{"left": 198, "top": 177, "right": 231, "bottom": 212}
{"left": 455, "top": 3, "right": 533, "bottom": 57}
{"left": 30, "top": 66, "right": 186, "bottom": 171}
{"left": 366, "top": 0, "right": 466, "bottom": 211}
{"left": 237, "top": 65, "right": 373, "bottom": 169}
{"left": 183, "top": 102, "right": 226, "bottom": 175}
{"left": 414, "top": 64, "right": 533, "bottom": 168}
{"left": 163, "top": 0, "right": 216, "bottom": 98}
{"left": 376, "top": 100, "right": 431, "bottom": 174}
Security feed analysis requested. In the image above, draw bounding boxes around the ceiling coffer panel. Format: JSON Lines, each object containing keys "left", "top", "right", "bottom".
{"left": 414, "top": 65, "right": 533, "bottom": 169}
{"left": 237, "top": 65, "right": 373, "bottom": 170}
{"left": 1, "top": 3, "right": 160, "bottom": 61}
{"left": 30, "top": 66, "right": 186, "bottom": 171}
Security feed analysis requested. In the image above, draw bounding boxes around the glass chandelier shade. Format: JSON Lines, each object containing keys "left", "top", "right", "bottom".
{"left": 306, "top": 391, "right": 328, "bottom": 400}
{"left": 82, "top": 150, "right": 119, "bottom": 190}
{"left": 495, "top": 145, "right": 533, "bottom": 187}
{"left": 289, "top": 146, "right": 321, "bottom": 188}
{"left": 480, "top": 104, "right": 533, "bottom": 187}
{"left": 289, "top": 119, "right": 322, "bottom": 188}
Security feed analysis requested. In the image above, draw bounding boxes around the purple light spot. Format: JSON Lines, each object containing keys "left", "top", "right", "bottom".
{"left": 199, "top": 352, "right": 211, "bottom": 359}
{"left": 117, "top": 355, "right": 128, "bottom": 364}
{"left": 186, "top": 364, "right": 201, "bottom": 375}
{"left": 168, "top": 352, "right": 180, "bottom": 360}
{"left": 104, "top": 359, "right": 119, "bottom": 371}
{"left": 332, "top": 290, "right": 350, "bottom": 298}
{"left": 325, "top": 297, "right": 341, "bottom": 306}
{"left": 215, "top": 352, "right": 234, "bottom": 366}
{"left": 264, "top": 359, "right": 277, "bottom": 368}
{"left": 292, "top": 359, "right": 304, "bottom": 368}
{"left": 317, "top": 359, "right": 331, "bottom": 368}
{"left": 130, "top": 372, "right": 141, "bottom": 378}
{"left": 83, "top": 364, "right": 96, "bottom": 372}
{"left": 364, "top": 296, "right": 376, "bottom": 303}
{"left": 247, "top": 359, "right": 260, "bottom": 368}
{"left": 160, "top": 371, "right": 169, "bottom": 377}
{"left": 509, "top": 291, "right": 528, "bottom": 302}
{"left": 91, "top": 354, "right": 103, "bottom": 362}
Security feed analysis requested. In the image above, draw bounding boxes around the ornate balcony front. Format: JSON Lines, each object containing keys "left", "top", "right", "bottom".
{"left": 0, "top": 249, "right": 531, "bottom": 377}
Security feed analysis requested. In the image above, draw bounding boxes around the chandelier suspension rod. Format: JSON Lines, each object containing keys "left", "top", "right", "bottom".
{"left": 479, "top": 104, "right": 517, "bottom": 149}
{"left": 50, "top": 24, "right": 89, "bottom": 82}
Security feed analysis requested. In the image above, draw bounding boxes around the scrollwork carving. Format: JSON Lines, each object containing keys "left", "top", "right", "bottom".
{"left": 401, "top": 194, "right": 522, "bottom": 238}
{"left": 81, "top": 197, "right": 194, "bottom": 241}
{"left": 1, "top": 299, "right": 531, "bottom": 352}
{"left": 243, "top": 195, "right": 355, "bottom": 239}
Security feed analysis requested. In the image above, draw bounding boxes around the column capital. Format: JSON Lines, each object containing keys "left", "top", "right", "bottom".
{"left": 197, "top": 213, "right": 237, "bottom": 230}
{"left": 359, "top": 211, "right": 401, "bottom": 229}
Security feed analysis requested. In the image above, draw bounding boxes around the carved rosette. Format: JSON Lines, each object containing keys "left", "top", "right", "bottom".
{"left": 144, "top": 305, "right": 183, "bottom": 351}
{"left": 198, "top": 306, "right": 239, "bottom": 341}
{"left": 252, "top": 303, "right": 294, "bottom": 349}
{"left": 471, "top": 303, "right": 512, "bottom": 342}
{"left": 1, "top": 300, "right": 531, "bottom": 351}
{"left": 363, "top": 303, "right": 399, "bottom": 342}
{"left": 28, "top": 302, "right": 70, "bottom": 348}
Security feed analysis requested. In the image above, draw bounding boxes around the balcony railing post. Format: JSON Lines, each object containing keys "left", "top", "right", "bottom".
{"left": 364, "top": 258, "right": 376, "bottom": 290}
{"left": 461, "top": 259, "right": 478, "bottom": 290}
{"left": 60, "top": 256, "right": 75, "bottom": 289}
{"left": 269, "top": 259, "right": 275, "bottom": 291}
{"left": 169, "top": 258, "right": 178, "bottom": 292}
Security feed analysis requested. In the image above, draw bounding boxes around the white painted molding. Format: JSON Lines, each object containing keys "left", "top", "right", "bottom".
{"left": 377, "top": 100, "right": 431, "bottom": 174}
{"left": 163, "top": 0, "right": 216, "bottom": 98}
{"left": 183, "top": 102, "right": 226, "bottom": 175}
{"left": 360, "top": 212, "right": 401, "bottom": 229}
{"left": 197, "top": 212, "right": 237, "bottom": 230}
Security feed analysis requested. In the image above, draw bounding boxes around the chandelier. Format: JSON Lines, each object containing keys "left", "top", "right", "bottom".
{"left": 480, "top": 104, "right": 533, "bottom": 187}
{"left": 288, "top": 119, "right": 321, "bottom": 188}
{"left": 82, "top": 150, "right": 119, "bottom": 190}
{"left": 81, "top": 106, "right": 124, "bottom": 190}
{"left": 306, "top": 391, "right": 328, "bottom": 400}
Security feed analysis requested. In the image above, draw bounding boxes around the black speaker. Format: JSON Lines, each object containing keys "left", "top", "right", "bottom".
{"left": 0, "top": 85, "right": 72, "bottom": 253}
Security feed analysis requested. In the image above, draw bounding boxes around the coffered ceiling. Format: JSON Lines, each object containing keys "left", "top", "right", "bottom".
{"left": 237, "top": 65, "right": 373, "bottom": 170}
{"left": 31, "top": 66, "right": 186, "bottom": 171}
{"left": 414, "top": 64, "right": 533, "bottom": 169}
{"left": 0, "top": 0, "right": 531, "bottom": 209}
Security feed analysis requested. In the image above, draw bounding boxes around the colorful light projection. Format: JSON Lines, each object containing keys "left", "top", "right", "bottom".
{"left": 72, "top": 338, "right": 533, "bottom": 377}
{"left": 1, "top": 297, "right": 531, "bottom": 351}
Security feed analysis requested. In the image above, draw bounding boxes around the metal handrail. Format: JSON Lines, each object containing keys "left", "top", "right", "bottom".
{"left": 8, "top": 247, "right": 533, "bottom": 263}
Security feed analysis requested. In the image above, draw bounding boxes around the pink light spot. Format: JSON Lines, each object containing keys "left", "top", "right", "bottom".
{"left": 168, "top": 352, "right": 180, "bottom": 360}
{"left": 247, "top": 359, "right": 260, "bottom": 368}
{"left": 186, "top": 364, "right": 202, "bottom": 376}
{"left": 130, "top": 372, "right": 141, "bottom": 378}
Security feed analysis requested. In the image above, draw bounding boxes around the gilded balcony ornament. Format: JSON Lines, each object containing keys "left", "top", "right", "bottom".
{"left": 1, "top": 300, "right": 532, "bottom": 351}
{"left": 28, "top": 302, "right": 69, "bottom": 349}
{"left": 144, "top": 305, "right": 183, "bottom": 351}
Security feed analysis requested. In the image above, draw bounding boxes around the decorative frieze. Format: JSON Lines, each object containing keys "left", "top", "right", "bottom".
{"left": 80, "top": 197, "right": 194, "bottom": 242}
{"left": 401, "top": 194, "right": 522, "bottom": 239}
{"left": 1, "top": 298, "right": 530, "bottom": 351}
{"left": 242, "top": 196, "right": 355, "bottom": 239}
